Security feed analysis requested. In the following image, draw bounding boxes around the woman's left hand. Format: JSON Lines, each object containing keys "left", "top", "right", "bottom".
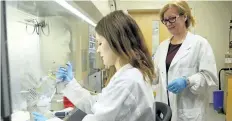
{"left": 32, "top": 112, "right": 48, "bottom": 121}
{"left": 167, "top": 77, "right": 187, "bottom": 94}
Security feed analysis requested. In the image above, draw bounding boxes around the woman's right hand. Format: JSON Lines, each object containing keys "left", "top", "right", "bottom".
{"left": 56, "top": 62, "right": 73, "bottom": 83}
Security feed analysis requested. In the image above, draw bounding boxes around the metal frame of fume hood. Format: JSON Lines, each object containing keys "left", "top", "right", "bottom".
{"left": 1, "top": 1, "right": 12, "bottom": 120}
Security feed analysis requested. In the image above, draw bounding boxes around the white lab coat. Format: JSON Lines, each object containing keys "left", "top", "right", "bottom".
{"left": 153, "top": 32, "right": 218, "bottom": 121}
{"left": 48, "top": 64, "right": 156, "bottom": 121}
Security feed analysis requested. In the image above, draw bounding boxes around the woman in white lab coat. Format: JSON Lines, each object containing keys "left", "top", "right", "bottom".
{"left": 154, "top": 1, "right": 218, "bottom": 121}
{"left": 33, "top": 10, "right": 156, "bottom": 121}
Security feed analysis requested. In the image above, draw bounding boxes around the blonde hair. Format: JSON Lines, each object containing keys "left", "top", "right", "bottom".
{"left": 160, "top": 1, "right": 196, "bottom": 28}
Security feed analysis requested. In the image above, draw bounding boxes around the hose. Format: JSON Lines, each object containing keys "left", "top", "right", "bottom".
{"left": 218, "top": 68, "right": 232, "bottom": 90}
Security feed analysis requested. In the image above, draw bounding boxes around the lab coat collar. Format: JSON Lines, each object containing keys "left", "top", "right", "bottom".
{"left": 169, "top": 31, "right": 193, "bottom": 69}
{"left": 111, "top": 64, "right": 133, "bottom": 79}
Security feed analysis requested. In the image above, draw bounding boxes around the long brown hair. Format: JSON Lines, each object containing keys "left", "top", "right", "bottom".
{"left": 95, "top": 10, "right": 155, "bottom": 84}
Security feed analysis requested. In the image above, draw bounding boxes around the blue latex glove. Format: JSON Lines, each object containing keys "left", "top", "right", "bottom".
{"left": 65, "top": 61, "right": 74, "bottom": 81}
{"left": 56, "top": 61, "right": 73, "bottom": 82}
{"left": 32, "top": 112, "right": 48, "bottom": 121}
{"left": 167, "top": 77, "right": 187, "bottom": 94}
{"left": 56, "top": 67, "right": 66, "bottom": 81}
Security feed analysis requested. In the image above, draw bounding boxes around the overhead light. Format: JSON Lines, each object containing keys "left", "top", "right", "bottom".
{"left": 54, "top": 0, "right": 97, "bottom": 27}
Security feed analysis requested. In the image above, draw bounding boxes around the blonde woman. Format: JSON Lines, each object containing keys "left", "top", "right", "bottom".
{"left": 154, "top": 1, "right": 218, "bottom": 121}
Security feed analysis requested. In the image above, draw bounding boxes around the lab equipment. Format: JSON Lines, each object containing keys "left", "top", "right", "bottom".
{"left": 155, "top": 102, "right": 172, "bottom": 121}
{"left": 167, "top": 77, "right": 187, "bottom": 94}
{"left": 65, "top": 62, "right": 74, "bottom": 81}
{"left": 225, "top": 51, "right": 232, "bottom": 73}
{"left": 32, "top": 107, "right": 85, "bottom": 121}
{"left": 225, "top": 17, "right": 232, "bottom": 73}
{"left": 50, "top": 93, "right": 64, "bottom": 111}
{"left": 54, "top": 112, "right": 68, "bottom": 119}
{"left": 11, "top": 111, "right": 31, "bottom": 121}
{"left": 64, "top": 108, "right": 87, "bottom": 121}
{"left": 215, "top": 17, "right": 232, "bottom": 114}
{"left": 18, "top": 74, "right": 56, "bottom": 121}
{"left": 33, "top": 107, "right": 74, "bottom": 121}
{"left": 4, "top": 1, "right": 103, "bottom": 121}
{"left": 63, "top": 96, "right": 74, "bottom": 108}
{"left": 18, "top": 19, "right": 50, "bottom": 36}
{"left": 55, "top": 61, "right": 99, "bottom": 94}
{"left": 1, "top": 1, "right": 12, "bottom": 120}
{"left": 56, "top": 62, "right": 73, "bottom": 83}
{"left": 213, "top": 90, "right": 224, "bottom": 113}
{"left": 87, "top": 69, "right": 103, "bottom": 93}
{"left": 56, "top": 67, "right": 67, "bottom": 82}
{"left": 53, "top": 107, "right": 74, "bottom": 119}
{"left": 213, "top": 68, "right": 231, "bottom": 114}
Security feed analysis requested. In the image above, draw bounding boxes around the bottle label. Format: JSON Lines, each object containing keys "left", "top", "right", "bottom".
{"left": 225, "top": 58, "right": 232, "bottom": 63}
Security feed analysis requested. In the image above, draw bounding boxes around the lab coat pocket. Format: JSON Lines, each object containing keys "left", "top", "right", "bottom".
{"left": 178, "top": 108, "right": 202, "bottom": 121}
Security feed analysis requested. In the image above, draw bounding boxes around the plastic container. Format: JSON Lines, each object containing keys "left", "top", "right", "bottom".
{"left": 63, "top": 96, "right": 74, "bottom": 108}
{"left": 213, "top": 90, "right": 224, "bottom": 113}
